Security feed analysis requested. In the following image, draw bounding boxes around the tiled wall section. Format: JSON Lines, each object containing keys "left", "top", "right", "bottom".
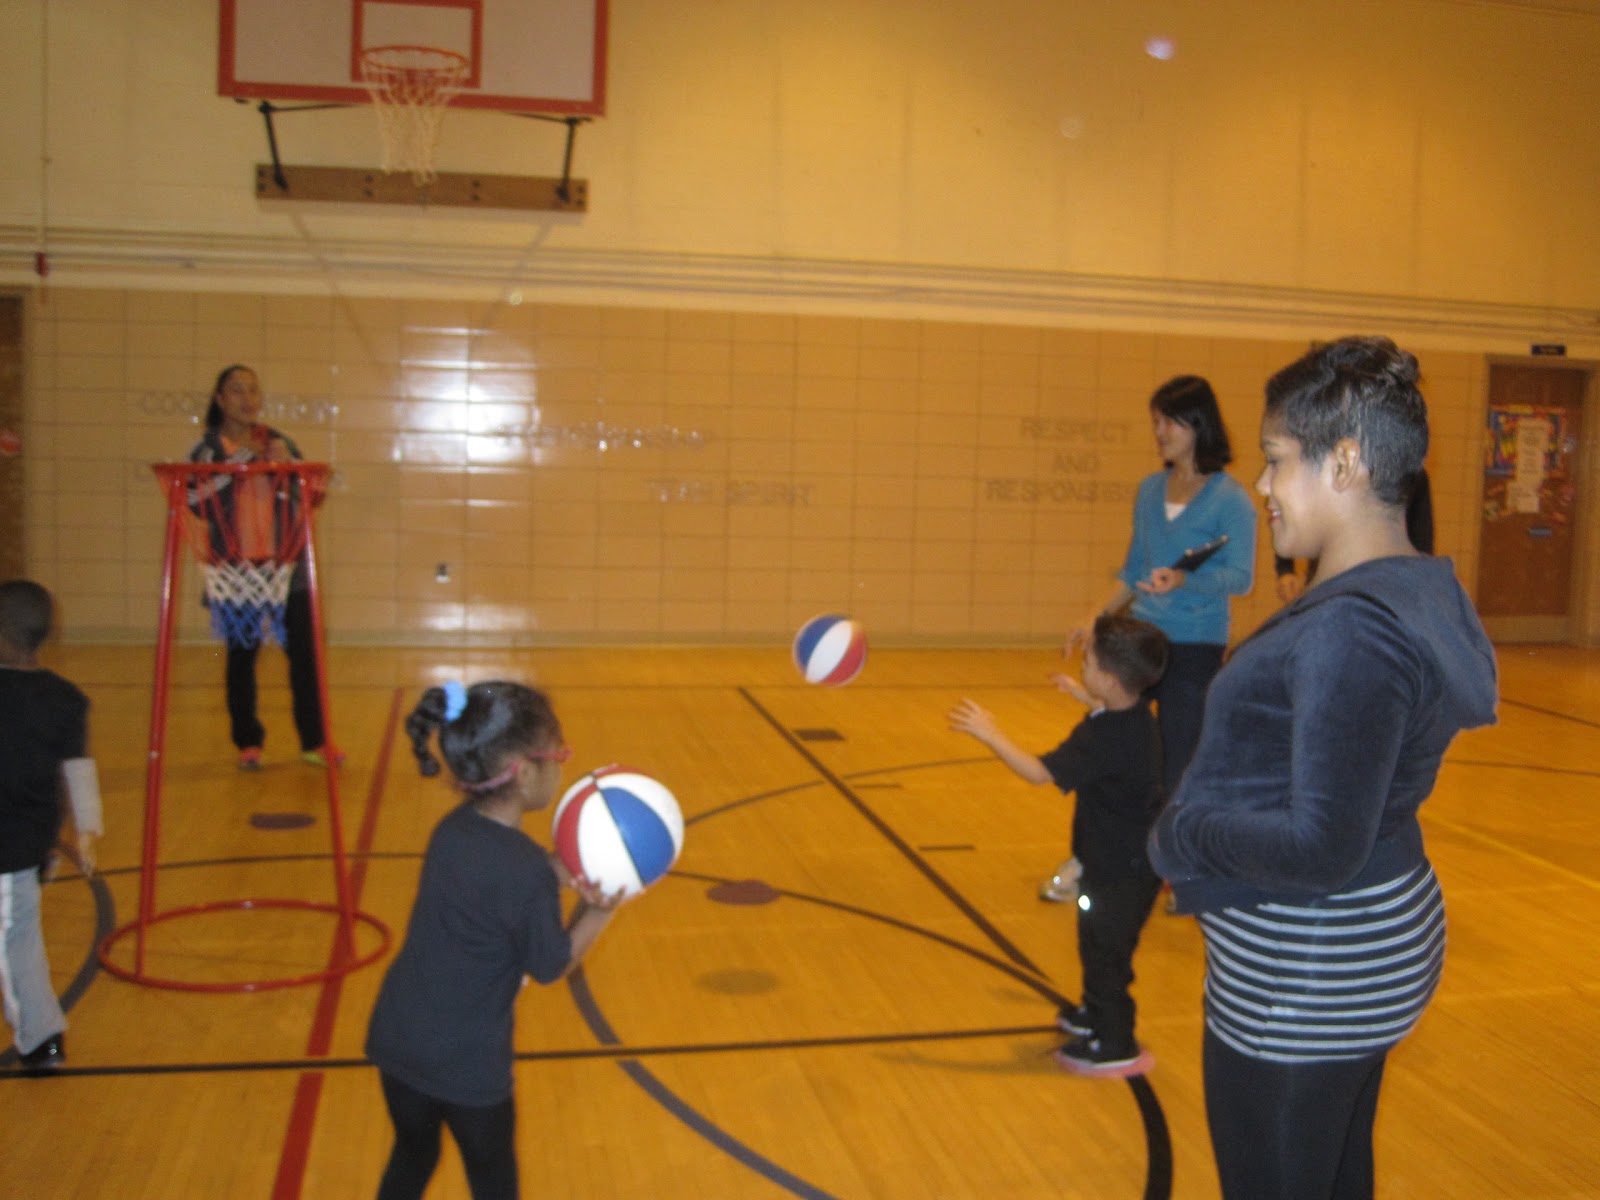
{"left": 19, "top": 288, "right": 1489, "bottom": 645}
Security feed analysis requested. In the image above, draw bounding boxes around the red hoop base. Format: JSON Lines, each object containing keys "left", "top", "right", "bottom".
{"left": 96, "top": 898, "right": 391, "bottom": 994}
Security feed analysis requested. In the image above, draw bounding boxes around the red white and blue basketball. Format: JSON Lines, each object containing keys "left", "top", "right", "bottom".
{"left": 792, "top": 614, "right": 868, "bottom": 686}
{"left": 552, "top": 765, "right": 684, "bottom": 899}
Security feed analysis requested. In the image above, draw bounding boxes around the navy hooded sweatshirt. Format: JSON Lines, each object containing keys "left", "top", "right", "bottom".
{"left": 1149, "top": 555, "right": 1498, "bottom": 914}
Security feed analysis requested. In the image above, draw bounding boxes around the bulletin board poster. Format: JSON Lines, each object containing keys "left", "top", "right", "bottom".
{"left": 1483, "top": 404, "right": 1573, "bottom": 521}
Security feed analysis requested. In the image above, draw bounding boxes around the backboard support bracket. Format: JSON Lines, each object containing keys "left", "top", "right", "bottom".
{"left": 251, "top": 100, "right": 590, "bottom": 212}
{"left": 257, "top": 100, "right": 352, "bottom": 192}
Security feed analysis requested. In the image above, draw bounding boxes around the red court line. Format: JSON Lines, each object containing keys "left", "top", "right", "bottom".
{"left": 272, "top": 687, "right": 405, "bottom": 1200}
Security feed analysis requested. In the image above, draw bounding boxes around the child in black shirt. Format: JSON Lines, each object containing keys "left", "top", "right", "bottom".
{"left": 0, "top": 580, "right": 102, "bottom": 1071}
{"left": 949, "top": 614, "right": 1168, "bottom": 1075}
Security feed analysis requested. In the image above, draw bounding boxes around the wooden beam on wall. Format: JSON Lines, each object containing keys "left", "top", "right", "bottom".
{"left": 254, "top": 164, "right": 588, "bottom": 212}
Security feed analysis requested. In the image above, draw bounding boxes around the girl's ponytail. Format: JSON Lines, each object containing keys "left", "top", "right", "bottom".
{"left": 404, "top": 686, "right": 449, "bottom": 778}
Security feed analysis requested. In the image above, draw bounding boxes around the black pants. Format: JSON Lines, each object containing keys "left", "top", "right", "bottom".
{"left": 1149, "top": 641, "right": 1225, "bottom": 799}
{"left": 1203, "top": 1030, "right": 1388, "bottom": 1200}
{"left": 1077, "top": 870, "right": 1163, "bottom": 1053}
{"left": 377, "top": 1071, "right": 519, "bottom": 1200}
{"left": 224, "top": 586, "right": 324, "bottom": 752}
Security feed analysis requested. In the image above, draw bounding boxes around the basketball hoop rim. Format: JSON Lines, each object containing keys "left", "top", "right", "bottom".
{"left": 360, "top": 43, "right": 471, "bottom": 75}
{"left": 356, "top": 47, "right": 469, "bottom": 184}
{"left": 153, "top": 461, "right": 332, "bottom": 482}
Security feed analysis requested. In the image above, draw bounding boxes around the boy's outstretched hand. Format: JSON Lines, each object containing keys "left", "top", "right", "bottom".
{"left": 1050, "top": 672, "right": 1093, "bottom": 707}
{"left": 946, "top": 697, "right": 1052, "bottom": 786}
{"left": 947, "top": 698, "right": 998, "bottom": 741}
{"left": 1063, "top": 625, "right": 1088, "bottom": 657}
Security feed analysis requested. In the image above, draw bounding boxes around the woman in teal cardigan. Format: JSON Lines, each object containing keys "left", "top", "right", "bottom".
{"left": 1075, "top": 375, "right": 1256, "bottom": 801}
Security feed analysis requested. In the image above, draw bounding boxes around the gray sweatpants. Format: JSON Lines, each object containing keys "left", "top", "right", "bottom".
{"left": 1, "top": 867, "right": 67, "bottom": 1055}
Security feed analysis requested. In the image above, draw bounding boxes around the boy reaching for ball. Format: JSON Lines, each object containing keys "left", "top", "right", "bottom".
{"left": 948, "top": 614, "right": 1168, "bottom": 1076}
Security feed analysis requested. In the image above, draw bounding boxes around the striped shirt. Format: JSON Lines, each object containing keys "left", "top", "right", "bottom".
{"left": 1198, "top": 864, "right": 1445, "bottom": 1063}
{"left": 188, "top": 427, "right": 304, "bottom": 563}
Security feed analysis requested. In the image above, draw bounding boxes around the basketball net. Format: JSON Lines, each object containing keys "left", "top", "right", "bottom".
{"left": 157, "top": 462, "right": 328, "bottom": 650}
{"left": 359, "top": 44, "right": 469, "bottom": 185}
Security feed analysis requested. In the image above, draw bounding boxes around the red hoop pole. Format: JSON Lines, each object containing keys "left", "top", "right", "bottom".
{"left": 137, "top": 468, "right": 191, "bottom": 973}
{"left": 104, "top": 462, "right": 388, "bottom": 991}
{"left": 297, "top": 483, "right": 360, "bottom": 963}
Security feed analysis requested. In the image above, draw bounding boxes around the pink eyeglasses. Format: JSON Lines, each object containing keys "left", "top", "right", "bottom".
{"left": 524, "top": 745, "right": 573, "bottom": 765}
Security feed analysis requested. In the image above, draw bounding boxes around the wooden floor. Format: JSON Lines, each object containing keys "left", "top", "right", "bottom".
{"left": 4, "top": 641, "right": 1598, "bottom": 1199}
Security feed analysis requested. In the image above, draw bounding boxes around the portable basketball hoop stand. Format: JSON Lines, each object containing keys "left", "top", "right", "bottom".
{"left": 96, "top": 462, "right": 390, "bottom": 993}
{"left": 249, "top": 98, "right": 590, "bottom": 211}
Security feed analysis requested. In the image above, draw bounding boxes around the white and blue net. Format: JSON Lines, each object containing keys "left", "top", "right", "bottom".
{"left": 201, "top": 559, "right": 296, "bottom": 649}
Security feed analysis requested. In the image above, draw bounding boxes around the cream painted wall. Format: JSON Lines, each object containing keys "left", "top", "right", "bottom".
{"left": 1, "top": 0, "right": 1599, "bottom": 343}
{"left": 16, "top": 287, "right": 1495, "bottom": 647}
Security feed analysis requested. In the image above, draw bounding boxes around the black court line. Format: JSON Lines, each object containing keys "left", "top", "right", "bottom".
{"left": 616, "top": 1059, "right": 840, "bottom": 1200}
{"left": 1499, "top": 695, "right": 1600, "bottom": 731}
{"left": 78, "top": 849, "right": 424, "bottom": 882}
{"left": 738, "top": 687, "right": 1045, "bottom": 977}
{"left": 568, "top": 968, "right": 843, "bottom": 1200}
{"left": 846, "top": 754, "right": 996, "bottom": 780}
{"left": 1444, "top": 757, "right": 1600, "bottom": 781}
{"left": 688, "top": 779, "right": 827, "bottom": 826}
{"left": 677, "top": 869, "right": 1072, "bottom": 1003}
{"left": 62, "top": 871, "right": 115, "bottom": 1011}
{"left": 0, "top": 1024, "right": 1072, "bottom": 1083}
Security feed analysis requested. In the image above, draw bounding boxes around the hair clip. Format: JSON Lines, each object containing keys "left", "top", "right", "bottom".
{"left": 442, "top": 680, "right": 468, "bottom": 721}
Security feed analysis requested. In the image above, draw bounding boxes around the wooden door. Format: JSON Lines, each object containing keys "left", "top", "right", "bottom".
{"left": 1476, "top": 363, "right": 1587, "bottom": 641}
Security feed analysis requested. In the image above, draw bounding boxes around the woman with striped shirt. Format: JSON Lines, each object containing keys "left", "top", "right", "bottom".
{"left": 1149, "top": 336, "right": 1498, "bottom": 1199}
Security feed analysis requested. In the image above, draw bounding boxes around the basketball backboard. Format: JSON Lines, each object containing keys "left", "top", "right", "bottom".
{"left": 218, "top": 0, "right": 607, "bottom": 115}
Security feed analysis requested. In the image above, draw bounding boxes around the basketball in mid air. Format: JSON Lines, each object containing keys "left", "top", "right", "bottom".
{"left": 792, "top": 614, "right": 868, "bottom": 686}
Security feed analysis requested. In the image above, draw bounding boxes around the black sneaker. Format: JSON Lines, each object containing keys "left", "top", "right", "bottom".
{"left": 1055, "top": 1005, "right": 1094, "bottom": 1037}
{"left": 1053, "top": 1034, "right": 1146, "bottom": 1077}
{"left": 19, "top": 1034, "right": 65, "bottom": 1071}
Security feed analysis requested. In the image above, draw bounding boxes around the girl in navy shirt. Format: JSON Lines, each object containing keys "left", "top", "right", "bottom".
{"left": 367, "top": 681, "right": 620, "bottom": 1200}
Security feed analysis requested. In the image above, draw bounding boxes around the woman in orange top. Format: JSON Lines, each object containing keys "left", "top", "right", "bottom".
{"left": 189, "top": 364, "right": 332, "bottom": 770}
